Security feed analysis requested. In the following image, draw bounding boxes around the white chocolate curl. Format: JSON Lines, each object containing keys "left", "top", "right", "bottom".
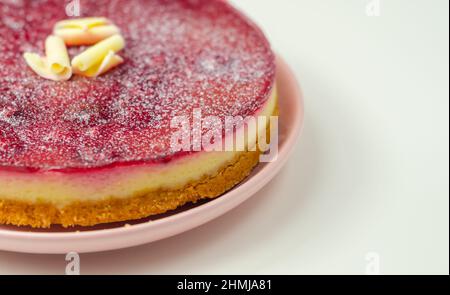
{"left": 46, "top": 35, "right": 72, "bottom": 76}
{"left": 72, "top": 34, "right": 125, "bottom": 77}
{"left": 53, "top": 17, "right": 120, "bottom": 46}
{"left": 23, "top": 35, "right": 72, "bottom": 81}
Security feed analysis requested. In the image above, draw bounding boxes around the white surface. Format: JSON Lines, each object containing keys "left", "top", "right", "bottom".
{"left": 0, "top": 0, "right": 448, "bottom": 274}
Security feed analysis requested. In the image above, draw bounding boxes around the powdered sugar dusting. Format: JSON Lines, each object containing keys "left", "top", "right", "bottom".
{"left": 0, "top": 0, "right": 275, "bottom": 170}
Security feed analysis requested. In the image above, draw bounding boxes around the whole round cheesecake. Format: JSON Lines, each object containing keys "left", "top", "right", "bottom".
{"left": 0, "top": 0, "right": 277, "bottom": 227}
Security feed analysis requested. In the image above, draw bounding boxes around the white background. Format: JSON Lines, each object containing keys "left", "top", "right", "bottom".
{"left": 0, "top": 0, "right": 448, "bottom": 274}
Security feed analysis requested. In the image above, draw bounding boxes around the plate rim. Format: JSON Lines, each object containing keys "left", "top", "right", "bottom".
{"left": 0, "top": 55, "right": 304, "bottom": 253}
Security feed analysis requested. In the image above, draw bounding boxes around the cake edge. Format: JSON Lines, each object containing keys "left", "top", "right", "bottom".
{"left": 0, "top": 149, "right": 260, "bottom": 228}
{"left": 0, "top": 106, "right": 278, "bottom": 228}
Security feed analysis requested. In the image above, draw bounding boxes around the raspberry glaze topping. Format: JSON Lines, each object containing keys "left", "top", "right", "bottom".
{"left": 0, "top": 0, "right": 275, "bottom": 171}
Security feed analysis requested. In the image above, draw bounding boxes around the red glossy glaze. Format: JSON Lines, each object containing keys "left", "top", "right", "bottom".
{"left": 0, "top": 0, "right": 275, "bottom": 171}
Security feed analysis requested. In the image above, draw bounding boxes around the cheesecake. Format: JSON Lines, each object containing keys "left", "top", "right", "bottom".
{"left": 0, "top": 0, "right": 277, "bottom": 228}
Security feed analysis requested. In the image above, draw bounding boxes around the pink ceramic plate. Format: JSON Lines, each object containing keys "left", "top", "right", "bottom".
{"left": 0, "top": 56, "right": 304, "bottom": 254}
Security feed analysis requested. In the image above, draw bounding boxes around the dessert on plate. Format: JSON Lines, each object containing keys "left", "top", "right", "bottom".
{"left": 0, "top": 0, "right": 277, "bottom": 228}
